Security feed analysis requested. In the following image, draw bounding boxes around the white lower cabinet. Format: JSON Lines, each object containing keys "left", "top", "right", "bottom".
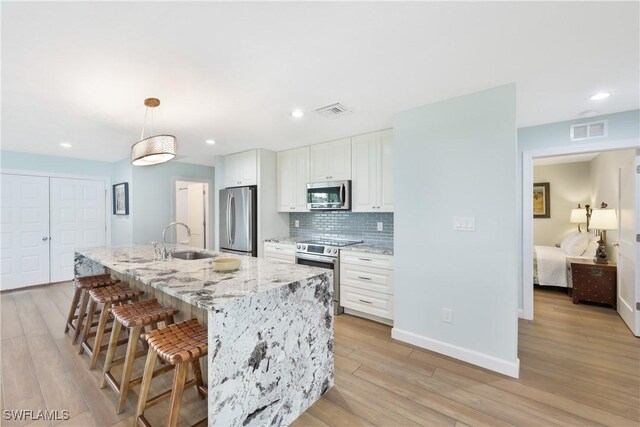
{"left": 263, "top": 242, "right": 296, "bottom": 264}
{"left": 340, "top": 251, "right": 394, "bottom": 322}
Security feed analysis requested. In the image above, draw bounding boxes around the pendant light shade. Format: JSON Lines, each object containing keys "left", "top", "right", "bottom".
{"left": 131, "top": 134, "right": 176, "bottom": 166}
{"left": 131, "top": 98, "right": 177, "bottom": 166}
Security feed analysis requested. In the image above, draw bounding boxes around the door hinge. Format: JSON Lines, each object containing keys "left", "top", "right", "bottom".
{"left": 637, "top": 302, "right": 640, "bottom": 311}
{"left": 637, "top": 165, "right": 640, "bottom": 174}
{"left": 637, "top": 234, "right": 640, "bottom": 243}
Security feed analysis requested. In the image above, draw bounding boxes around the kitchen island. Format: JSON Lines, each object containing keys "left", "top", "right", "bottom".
{"left": 74, "top": 244, "right": 334, "bottom": 426}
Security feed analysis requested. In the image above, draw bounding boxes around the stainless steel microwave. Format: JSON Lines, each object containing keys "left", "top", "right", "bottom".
{"left": 307, "top": 180, "right": 351, "bottom": 210}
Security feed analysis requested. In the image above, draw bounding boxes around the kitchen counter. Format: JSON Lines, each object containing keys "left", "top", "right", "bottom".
{"left": 341, "top": 242, "right": 394, "bottom": 256}
{"left": 75, "top": 244, "right": 334, "bottom": 426}
{"left": 263, "top": 236, "right": 298, "bottom": 245}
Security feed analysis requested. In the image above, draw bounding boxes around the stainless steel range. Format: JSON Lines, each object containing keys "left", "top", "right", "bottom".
{"left": 295, "top": 238, "right": 363, "bottom": 314}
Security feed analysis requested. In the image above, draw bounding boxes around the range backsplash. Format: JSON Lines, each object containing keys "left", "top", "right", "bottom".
{"left": 289, "top": 211, "right": 394, "bottom": 246}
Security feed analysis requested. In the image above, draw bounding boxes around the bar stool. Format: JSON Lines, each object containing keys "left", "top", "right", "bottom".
{"left": 135, "top": 319, "right": 208, "bottom": 427}
{"left": 80, "top": 283, "right": 144, "bottom": 370}
{"left": 65, "top": 274, "right": 120, "bottom": 344}
{"left": 100, "top": 299, "right": 179, "bottom": 414}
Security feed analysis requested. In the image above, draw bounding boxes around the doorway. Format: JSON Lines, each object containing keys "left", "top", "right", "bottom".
{"left": 522, "top": 141, "right": 640, "bottom": 336}
{"left": 173, "top": 179, "right": 210, "bottom": 249}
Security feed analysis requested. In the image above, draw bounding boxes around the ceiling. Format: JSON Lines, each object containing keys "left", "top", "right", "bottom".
{"left": 533, "top": 152, "right": 601, "bottom": 166}
{"left": 2, "top": 2, "right": 638, "bottom": 166}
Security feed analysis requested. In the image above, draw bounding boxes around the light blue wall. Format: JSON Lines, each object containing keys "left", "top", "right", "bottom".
{"left": 132, "top": 161, "right": 215, "bottom": 244}
{"left": 516, "top": 109, "right": 640, "bottom": 310}
{"left": 393, "top": 84, "right": 518, "bottom": 373}
{"left": 1, "top": 151, "right": 114, "bottom": 177}
{"left": 1, "top": 151, "right": 216, "bottom": 246}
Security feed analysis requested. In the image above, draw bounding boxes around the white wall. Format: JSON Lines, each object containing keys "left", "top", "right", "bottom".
{"left": 533, "top": 162, "right": 591, "bottom": 246}
{"left": 393, "top": 84, "right": 519, "bottom": 377}
{"left": 590, "top": 149, "right": 637, "bottom": 259}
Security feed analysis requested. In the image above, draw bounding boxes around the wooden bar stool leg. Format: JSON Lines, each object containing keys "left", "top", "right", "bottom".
{"left": 64, "top": 285, "right": 81, "bottom": 333}
{"left": 79, "top": 298, "right": 96, "bottom": 355}
{"left": 73, "top": 289, "right": 91, "bottom": 344}
{"left": 117, "top": 324, "right": 142, "bottom": 414}
{"left": 100, "top": 320, "right": 123, "bottom": 389}
{"left": 135, "top": 349, "right": 158, "bottom": 427}
{"left": 167, "top": 363, "right": 188, "bottom": 427}
{"left": 191, "top": 360, "right": 206, "bottom": 400}
{"left": 89, "top": 301, "right": 112, "bottom": 369}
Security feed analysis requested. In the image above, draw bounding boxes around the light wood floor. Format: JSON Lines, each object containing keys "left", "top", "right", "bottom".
{"left": 1, "top": 283, "right": 638, "bottom": 426}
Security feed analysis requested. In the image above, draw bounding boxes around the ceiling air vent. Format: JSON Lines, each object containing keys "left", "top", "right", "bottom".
{"left": 315, "top": 103, "right": 352, "bottom": 119}
{"left": 570, "top": 120, "right": 607, "bottom": 141}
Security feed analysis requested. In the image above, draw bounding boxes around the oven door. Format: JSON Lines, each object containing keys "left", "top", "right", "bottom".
{"left": 295, "top": 253, "right": 343, "bottom": 314}
{"left": 307, "top": 181, "right": 351, "bottom": 210}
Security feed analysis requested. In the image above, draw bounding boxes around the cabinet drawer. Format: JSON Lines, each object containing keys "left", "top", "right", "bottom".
{"left": 340, "top": 263, "right": 393, "bottom": 295}
{"left": 340, "top": 285, "right": 393, "bottom": 320}
{"left": 263, "top": 242, "right": 296, "bottom": 264}
{"left": 340, "top": 251, "right": 393, "bottom": 269}
{"left": 264, "top": 252, "right": 295, "bottom": 264}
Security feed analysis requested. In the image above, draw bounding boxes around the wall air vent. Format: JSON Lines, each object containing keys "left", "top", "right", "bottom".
{"left": 315, "top": 103, "right": 352, "bottom": 119}
{"left": 570, "top": 120, "right": 607, "bottom": 141}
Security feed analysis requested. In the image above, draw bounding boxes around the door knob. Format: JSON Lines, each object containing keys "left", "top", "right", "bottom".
{"left": 42, "top": 237, "right": 49, "bottom": 241}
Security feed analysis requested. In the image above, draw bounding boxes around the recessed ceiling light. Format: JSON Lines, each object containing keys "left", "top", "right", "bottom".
{"left": 60, "top": 142, "right": 72, "bottom": 148}
{"left": 206, "top": 139, "right": 216, "bottom": 145}
{"left": 291, "top": 109, "right": 304, "bottom": 118}
{"left": 590, "top": 92, "right": 610, "bottom": 101}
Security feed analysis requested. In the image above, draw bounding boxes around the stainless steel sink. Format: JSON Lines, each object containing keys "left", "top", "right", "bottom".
{"left": 172, "top": 251, "right": 216, "bottom": 260}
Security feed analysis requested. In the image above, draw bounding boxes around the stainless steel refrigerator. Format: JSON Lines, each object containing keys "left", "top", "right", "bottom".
{"left": 219, "top": 186, "right": 257, "bottom": 257}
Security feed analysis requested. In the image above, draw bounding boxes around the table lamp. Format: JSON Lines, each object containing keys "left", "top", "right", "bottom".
{"left": 589, "top": 202, "right": 618, "bottom": 264}
{"left": 569, "top": 204, "right": 590, "bottom": 232}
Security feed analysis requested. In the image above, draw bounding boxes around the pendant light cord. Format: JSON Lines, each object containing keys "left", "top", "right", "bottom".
{"left": 139, "top": 106, "right": 156, "bottom": 140}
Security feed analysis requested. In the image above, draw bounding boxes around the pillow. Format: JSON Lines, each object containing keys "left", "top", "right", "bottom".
{"left": 563, "top": 232, "right": 590, "bottom": 256}
{"left": 560, "top": 231, "right": 582, "bottom": 252}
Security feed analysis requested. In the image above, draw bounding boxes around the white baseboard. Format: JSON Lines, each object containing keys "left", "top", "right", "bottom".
{"left": 391, "top": 328, "right": 520, "bottom": 378}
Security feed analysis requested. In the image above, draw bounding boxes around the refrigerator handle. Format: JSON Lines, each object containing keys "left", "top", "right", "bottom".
{"left": 226, "top": 192, "right": 232, "bottom": 245}
{"left": 230, "top": 194, "right": 236, "bottom": 245}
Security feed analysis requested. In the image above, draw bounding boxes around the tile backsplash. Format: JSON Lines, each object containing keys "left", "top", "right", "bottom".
{"left": 289, "top": 211, "right": 394, "bottom": 246}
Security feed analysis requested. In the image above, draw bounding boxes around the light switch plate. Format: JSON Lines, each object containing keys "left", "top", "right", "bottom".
{"left": 453, "top": 216, "right": 476, "bottom": 231}
{"left": 294, "top": 220, "right": 299, "bottom": 228}
{"left": 442, "top": 307, "right": 453, "bottom": 323}
{"left": 377, "top": 222, "right": 383, "bottom": 231}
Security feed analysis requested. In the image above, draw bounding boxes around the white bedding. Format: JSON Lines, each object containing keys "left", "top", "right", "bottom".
{"left": 534, "top": 245, "right": 590, "bottom": 288}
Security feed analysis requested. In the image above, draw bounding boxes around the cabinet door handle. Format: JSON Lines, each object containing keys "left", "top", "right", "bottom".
{"left": 359, "top": 258, "right": 372, "bottom": 262}
{"left": 290, "top": 207, "right": 295, "bottom": 210}
{"left": 358, "top": 276, "right": 372, "bottom": 281}
{"left": 358, "top": 299, "right": 373, "bottom": 304}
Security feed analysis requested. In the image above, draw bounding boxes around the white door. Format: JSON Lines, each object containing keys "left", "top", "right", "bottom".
{"left": 330, "top": 138, "right": 352, "bottom": 181}
{"left": 50, "top": 178, "right": 106, "bottom": 283}
{"left": 277, "top": 150, "right": 294, "bottom": 211}
{"left": 351, "top": 133, "right": 378, "bottom": 212}
{"left": 293, "top": 146, "right": 310, "bottom": 211}
{"left": 618, "top": 156, "right": 639, "bottom": 336}
{"left": 378, "top": 129, "right": 394, "bottom": 212}
{"left": 0, "top": 174, "right": 50, "bottom": 290}
{"left": 188, "top": 183, "right": 206, "bottom": 248}
{"left": 310, "top": 142, "right": 333, "bottom": 182}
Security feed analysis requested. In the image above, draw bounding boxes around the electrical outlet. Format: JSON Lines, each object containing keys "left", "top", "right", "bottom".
{"left": 377, "top": 222, "right": 383, "bottom": 231}
{"left": 453, "top": 216, "right": 476, "bottom": 231}
{"left": 294, "top": 220, "right": 299, "bottom": 228}
{"left": 442, "top": 308, "right": 453, "bottom": 323}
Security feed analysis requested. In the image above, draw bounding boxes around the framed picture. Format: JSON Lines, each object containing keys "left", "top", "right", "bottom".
{"left": 533, "top": 182, "right": 550, "bottom": 218}
{"left": 113, "top": 182, "right": 129, "bottom": 215}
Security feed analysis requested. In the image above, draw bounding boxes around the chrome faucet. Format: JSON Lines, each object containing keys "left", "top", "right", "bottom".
{"left": 158, "top": 222, "right": 192, "bottom": 260}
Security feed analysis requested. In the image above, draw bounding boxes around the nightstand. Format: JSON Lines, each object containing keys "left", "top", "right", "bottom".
{"left": 569, "top": 258, "right": 617, "bottom": 309}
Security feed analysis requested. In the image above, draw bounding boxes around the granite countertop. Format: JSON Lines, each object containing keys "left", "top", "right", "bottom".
{"left": 341, "top": 242, "right": 394, "bottom": 256}
{"left": 75, "top": 244, "right": 330, "bottom": 311}
{"left": 263, "top": 236, "right": 298, "bottom": 244}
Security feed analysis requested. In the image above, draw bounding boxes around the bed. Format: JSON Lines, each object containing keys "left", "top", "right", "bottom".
{"left": 533, "top": 232, "right": 600, "bottom": 288}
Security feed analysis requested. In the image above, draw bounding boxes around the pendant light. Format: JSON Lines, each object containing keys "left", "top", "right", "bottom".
{"left": 131, "top": 98, "right": 177, "bottom": 166}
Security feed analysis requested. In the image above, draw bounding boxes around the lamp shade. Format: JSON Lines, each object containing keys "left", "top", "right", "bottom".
{"left": 131, "top": 134, "right": 177, "bottom": 166}
{"left": 570, "top": 208, "right": 586, "bottom": 224}
{"left": 589, "top": 208, "right": 618, "bottom": 230}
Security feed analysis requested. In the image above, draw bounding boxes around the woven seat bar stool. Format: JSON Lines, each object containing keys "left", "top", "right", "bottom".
{"left": 134, "top": 319, "right": 208, "bottom": 427}
{"left": 100, "top": 299, "right": 179, "bottom": 414}
{"left": 80, "top": 283, "right": 144, "bottom": 370}
{"left": 65, "top": 274, "right": 120, "bottom": 344}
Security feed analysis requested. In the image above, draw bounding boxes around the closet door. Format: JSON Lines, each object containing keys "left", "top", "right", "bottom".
{"left": 0, "top": 174, "right": 50, "bottom": 290}
{"left": 50, "top": 178, "right": 106, "bottom": 282}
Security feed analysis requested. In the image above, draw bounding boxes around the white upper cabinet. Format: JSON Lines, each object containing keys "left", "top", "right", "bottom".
{"left": 277, "top": 146, "right": 309, "bottom": 212}
{"left": 309, "top": 138, "right": 351, "bottom": 182}
{"left": 224, "top": 149, "right": 257, "bottom": 187}
{"left": 351, "top": 129, "right": 393, "bottom": 212}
